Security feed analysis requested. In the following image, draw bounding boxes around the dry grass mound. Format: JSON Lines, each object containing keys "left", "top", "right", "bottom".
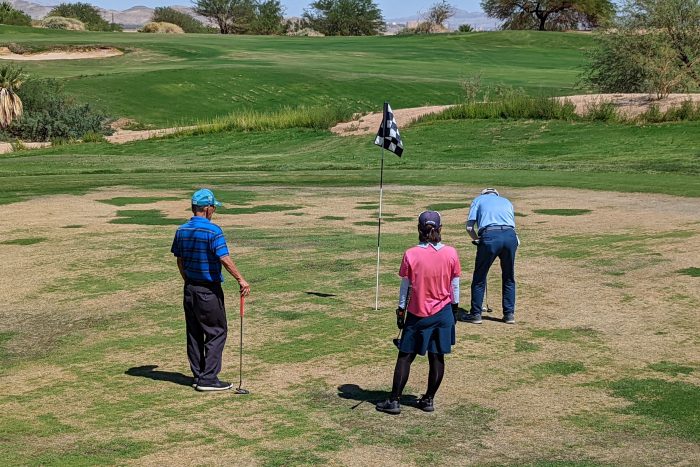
{"left": 40, "top": 16, "right": 85, "bottom": 31}
{"left": 139, "top": 22, "right": 185, "bottom": 34}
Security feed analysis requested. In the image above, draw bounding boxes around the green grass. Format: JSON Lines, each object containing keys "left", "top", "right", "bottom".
{"left": 110, "top": 209, "right": 182, "bottom": 225}
{"left": 530, "top": 328, "right": 600, "bottom": 342}
{"left": 531, "top": 361, "right": 586, "bottom": 378}
{"left": 98, "top": 196, "right": 181, "bottom": 206}
{"left": 606, "top": 378, "right": 700, "bottom": 442}
{"left": 0, "top": 237, "right": 47, "bottom": 245}
{"left": 648, "top": 361, "right": 695, "bottom": 376}
{"left": 515, "top": 338, "right": 541, "bottom": 353}
{"left": 676, "top": 267, "right": 700, "bottom": 277}
{"left": 426, "top": 202, "right": 467, "bottom": 211}
{"left": 219, "top": 204, "right": 301, "bottom": 214}
{"left": 0, "top": 27, "right": 593, "bottom": 125}
{"left": 533, "top": 209, "right": 592, "bottom": 216}
{"left": 319, "top": 215, "right": 346, "bottom": 220}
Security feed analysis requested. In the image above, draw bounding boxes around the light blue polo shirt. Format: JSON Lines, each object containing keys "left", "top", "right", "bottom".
{"left": 467, "top": 194, "right": 515, "bottom": 233}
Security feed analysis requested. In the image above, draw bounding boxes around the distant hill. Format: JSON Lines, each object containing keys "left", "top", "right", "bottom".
{"left": 7, "top": 1, "right": 212, "bottom": 29}
{"left": 386, "top": 9, "right": 500, "bottom": 32}
{"left": 8, "top": 1, "right": 499, "bottom": 32}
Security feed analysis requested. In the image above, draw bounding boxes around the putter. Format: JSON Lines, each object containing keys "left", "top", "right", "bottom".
{"left": 235, "top": 294, "right": 249, "bottom": 395}
{"left": 484, "top": 281, "right": 493, "bottom": 313}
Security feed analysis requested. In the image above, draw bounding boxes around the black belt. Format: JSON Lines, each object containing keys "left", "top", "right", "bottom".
{"left": 479, "top": 225, "right": 514, "bottom": 235}
{"left": 185, "top": 280, "right": 220, "bottom": 287}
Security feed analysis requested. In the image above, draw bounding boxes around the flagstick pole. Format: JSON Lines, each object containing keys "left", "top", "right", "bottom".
{"left": 375, "top": 145, "right": 385, "bottom": 311}
{"left": 375, "top": 101, "right": 388, "bottom": 311}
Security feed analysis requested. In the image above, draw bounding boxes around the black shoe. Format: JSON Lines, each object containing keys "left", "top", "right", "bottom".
{"left": 503, "top": 313, "right": 515, "bottom": 324}
{"left": 192, "top": 377, "right": 199, "bottom": 388}
{"left": 458, "top": 312, "right": 482, "bottom": 324}
{"left": 376, "top": 399, "right": 401, "bottom": 415}
{"left": 416, "top": 395, "right": 434, "bottom": 412}
{"left": 195, "top": 380, "right": 233, "bottom": 392}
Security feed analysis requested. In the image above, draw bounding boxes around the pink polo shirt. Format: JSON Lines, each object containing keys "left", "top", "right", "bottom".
{"left": 399, "top": 243, "right": 461, "bottom": 318}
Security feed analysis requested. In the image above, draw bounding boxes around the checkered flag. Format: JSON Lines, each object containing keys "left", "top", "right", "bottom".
{"left": 374, "top": 103, "right": 403, "bottom": 157}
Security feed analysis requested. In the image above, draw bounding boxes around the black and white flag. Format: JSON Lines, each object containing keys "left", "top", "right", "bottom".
{"left": 374, "top": 103, "right": 403, "bottom": 157}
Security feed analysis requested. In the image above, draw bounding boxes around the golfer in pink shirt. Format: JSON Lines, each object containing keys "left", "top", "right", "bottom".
{"left": 376, "top": 211, "right": 461, "bottom": 415}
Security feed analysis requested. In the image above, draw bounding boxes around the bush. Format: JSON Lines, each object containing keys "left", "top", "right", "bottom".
{"left": 6, "top": 78, "right": 111, "bottom": 141}
{"left": 0, "top": 2, "right": 32, "bottom": 26}
{"left": 48, "top": 2, "right": 113, "bottom": 31}
{"left": 458, "top": 24, "right": 473, "bottom": 32}
{"left": 140, "top": 22, "right": 185, "bottom": 34}
{"left": 152, "top": 7, "right": 212, "bottom": 33}
{"left": 41, "top": 16, "right": 86, "bottom": 30}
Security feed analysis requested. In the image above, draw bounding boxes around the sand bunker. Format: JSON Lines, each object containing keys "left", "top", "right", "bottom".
{"left": 559, "top": 93, "right": 700, "bottom": 117}
{"left": 0, "top": 46, "right": 123, "bottom": 61}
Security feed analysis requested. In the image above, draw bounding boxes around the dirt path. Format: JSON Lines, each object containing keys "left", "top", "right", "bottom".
{"left": 330, "top": 105, "right": 453, "bottom": 136}
{"left": 0, "top": 47, "right": 123, "bottom": 61}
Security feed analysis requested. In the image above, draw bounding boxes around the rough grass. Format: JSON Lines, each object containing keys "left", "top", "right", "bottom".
{"left": 676, "top": 267, "right": 700, "bottom": 277}
{"left": 98, "top": 196, "right": 181, "bottom": 206}
{"left": 0, "top": 186, "right": 698, "bottom": 465}
{"left": 110, "top": 209, "right": 182, "bottom": 225}
{"left": 0, "top": 237, "right": 46, "bottom": 245}
{"left": 533, "top": 209, "right": 592, "bottom": 216}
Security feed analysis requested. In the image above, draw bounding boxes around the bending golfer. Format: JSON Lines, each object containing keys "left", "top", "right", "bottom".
{"left": 376, "top": 211, "right": 461, "bottom": 415}
{"left": 171, "top": 189, "right": 250, "bottom": 392}
{"left": 460, "top": 188, "right": 518, "bottom": 324}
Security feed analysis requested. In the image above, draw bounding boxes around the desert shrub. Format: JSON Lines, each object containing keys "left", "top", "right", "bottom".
{"left": 286, "top": 27, "right": 323, "bottom": 36}
{"left": 40, "top": 15, "right": 86, "bottom": 30}
{"left": 81, "top": 130, "right": 106, "bottom": 142}
{"left": 48, "top": 2, "right": 116, "bottom": 31}
{"left": 6, "top": 78, "right": 111, "bottom": 141}
{"left": 584, "top": 101, "right": 620, "bottom": 122}
{"left": 152, "top": 7, "right": 213, "bottom": 33}
{"left": 0, "top": 2, "right": 31, "bottom": 26}
{"left": 140, "top": 22, "right": 185, "bottom": 34}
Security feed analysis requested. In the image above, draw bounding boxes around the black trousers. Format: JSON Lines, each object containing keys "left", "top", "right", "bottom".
{"left": 183, "top": 282, "right": 227, "bottom": 384}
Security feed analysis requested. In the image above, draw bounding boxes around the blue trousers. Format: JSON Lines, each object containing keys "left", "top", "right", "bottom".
{"left": 470, "top": 228, "right": 518, "bottom": 315}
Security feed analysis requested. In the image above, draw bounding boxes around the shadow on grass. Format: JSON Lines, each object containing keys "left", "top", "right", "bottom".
{"left": 306, "top": 291, "right": 336, "bottom": 298}
{"left": 125, "top": 365, "right": 192, "bottom": 387}
{"left": 337, "top": 384, "right": 418, "bottom": 409}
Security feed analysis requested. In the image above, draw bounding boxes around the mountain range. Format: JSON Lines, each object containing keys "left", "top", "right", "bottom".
{"left": 8, "top": 0, "right": 498, "bottom": 30}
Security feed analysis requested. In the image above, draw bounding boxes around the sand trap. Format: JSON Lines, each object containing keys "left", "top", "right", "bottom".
{"left": 331, "top": 105, "right": 453, "bottom": 136}
{"left": 0, "top": 46, "right": 123, "bottom": 61}
{"left": 559, "top": 93, "right": 700, "bottom": 117}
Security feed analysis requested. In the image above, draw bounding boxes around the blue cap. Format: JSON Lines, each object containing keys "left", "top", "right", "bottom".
{"left": 191, "top": 189, "right": 222, "bottom": 207}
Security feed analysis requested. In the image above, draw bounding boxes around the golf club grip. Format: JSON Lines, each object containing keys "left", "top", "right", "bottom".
{"left": 240, "top": 295, "right": 245, "bottom": 317}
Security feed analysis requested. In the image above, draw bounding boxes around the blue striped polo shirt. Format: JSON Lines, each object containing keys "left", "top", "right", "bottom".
{"left": 171, "top": 217, "right": 230, "bottom": 283}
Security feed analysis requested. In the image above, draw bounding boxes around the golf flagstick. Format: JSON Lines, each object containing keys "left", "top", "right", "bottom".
{"left": 374, "top": 105, "right": 387, "bottom": 311}
{"left": 235, "top": 294, "right": 249, "bottom": 395}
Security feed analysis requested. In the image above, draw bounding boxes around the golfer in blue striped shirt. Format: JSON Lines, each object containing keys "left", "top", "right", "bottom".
{"left": 171, "top": 189, "right": 250, "bottom": 391}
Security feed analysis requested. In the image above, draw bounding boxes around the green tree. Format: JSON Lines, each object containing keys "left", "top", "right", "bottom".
{"left": 48, "top": 2, "right": 118, "bottom": 31}
{"left": 194, "top": 0, "right": 254, "bottom": 34}
{"left": 426, "top": 0, "right": 456, "bottom": 28}
{"left": 152, "top": 7, "right": 211, "bottom": 33}
{"left": 481, "top": 0, "right": 615, "bottom": 31}
{"left": 303, "top": 0, "right": 385, "bottom": 36}
{"left": 0, "top": 2, "right": 31, "bottom": 26}
{"left": 251, "top": 0, "right": 284, "bottom": 35}
{"left": 581, "top": 0, "right": 700, "bottom": 96}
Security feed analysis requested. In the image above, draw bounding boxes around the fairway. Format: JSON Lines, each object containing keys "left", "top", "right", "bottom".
{"left": 0, "top": 24, "right": 699, "bottom": 466}
{"left": 0, "top": 27, "right": 590, "bottom": 125}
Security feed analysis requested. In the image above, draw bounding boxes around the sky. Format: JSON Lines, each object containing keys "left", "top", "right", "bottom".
{"left": 36, "top": 0, "right": 486, "bottom": 18}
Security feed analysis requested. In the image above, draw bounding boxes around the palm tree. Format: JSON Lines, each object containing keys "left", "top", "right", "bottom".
{"left": 0, "top": 65, "right": 26, "bottom": 128}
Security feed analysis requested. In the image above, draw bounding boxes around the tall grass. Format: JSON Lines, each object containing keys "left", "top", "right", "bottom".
{"left": 179, "top": 105, "right": 354, "bottom": 136}
{"left": 423, "top": 95, "right": 700, "bottom": 125}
